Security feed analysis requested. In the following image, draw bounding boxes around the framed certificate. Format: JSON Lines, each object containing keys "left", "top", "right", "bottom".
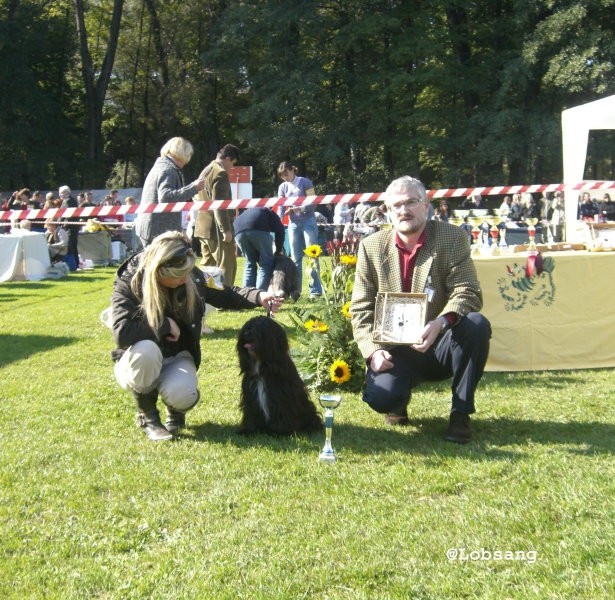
{"left": 372, "top": 292, "right": 428, "bottom": 345}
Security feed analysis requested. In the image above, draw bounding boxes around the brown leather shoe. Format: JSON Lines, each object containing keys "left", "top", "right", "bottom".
{"left": 384, "top": 406, "right": 410, "bottom": 426}
{"left": 444, "top": 410, "right": 471, "bottom": 444}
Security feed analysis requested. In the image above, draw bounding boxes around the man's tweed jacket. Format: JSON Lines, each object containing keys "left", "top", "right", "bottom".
{"left": 350, "top": 221, "right": 483, "bottom": 359}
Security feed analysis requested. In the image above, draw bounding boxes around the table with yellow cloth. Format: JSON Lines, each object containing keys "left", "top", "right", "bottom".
{"left": 474, "top": 251, "right": 615, "bottom": 372}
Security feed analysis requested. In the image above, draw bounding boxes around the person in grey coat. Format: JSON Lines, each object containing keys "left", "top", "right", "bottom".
{"left": 135, "top": 137, "right": 206, "bottom": 247}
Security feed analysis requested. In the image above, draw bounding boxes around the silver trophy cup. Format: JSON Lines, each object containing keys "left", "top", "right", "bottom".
{"left": 318, "top": 394, "right": 342, "bottom": 463}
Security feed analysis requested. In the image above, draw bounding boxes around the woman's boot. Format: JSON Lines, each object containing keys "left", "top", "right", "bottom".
{"left": 164, "top": 408, "right": 186, "bottom": 435}
{"left": 133, "top": 390, "right": 173, "bottom": 441}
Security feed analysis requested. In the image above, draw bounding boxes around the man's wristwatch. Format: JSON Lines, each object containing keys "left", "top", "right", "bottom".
{"left": 437, "top": 315, "right": 449, "bottom": 332}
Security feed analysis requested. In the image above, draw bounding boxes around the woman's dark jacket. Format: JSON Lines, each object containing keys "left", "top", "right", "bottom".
{"left": 110, "top": 253, "right": 262, "bottom": 368}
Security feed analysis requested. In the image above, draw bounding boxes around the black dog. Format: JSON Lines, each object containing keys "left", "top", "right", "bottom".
{"left": 237, "top": 316, "right": 322, "bottom": 435}
{"left": 268, "top": 254, "right": 301, "bottom": 301}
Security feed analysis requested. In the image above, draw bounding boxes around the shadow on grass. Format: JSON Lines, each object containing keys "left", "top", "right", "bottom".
{"left": 0, "top": 333, "right": 78, "bottom": 367}
{"left": 66, "top": 274, "right": 111, "bottom": 282}
{"left": 187, "top": 417, "right": 614, "bottom": 457}
{"left": 0, "top": 281, "right": 52, "bottom": 290}
{"left": 200, "top": 328, "right": 242, "bottom": 342}
{"left": 0, "top": 274, "right": 109, "bottom": 289}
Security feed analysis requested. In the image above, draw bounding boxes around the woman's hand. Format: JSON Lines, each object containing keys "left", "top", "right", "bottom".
{"left": 258, "top": 292, "right": 284, "bottom": 314}
{"left": 165, "top": 317, "right": 180, "bottom": 341}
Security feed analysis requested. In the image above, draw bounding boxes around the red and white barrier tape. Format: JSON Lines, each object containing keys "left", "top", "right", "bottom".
{"left": 2, "top": 181, "right": 614, "bottom": 222}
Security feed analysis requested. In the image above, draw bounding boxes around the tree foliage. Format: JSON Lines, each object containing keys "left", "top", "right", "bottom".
{"left": 1, "top": 0, "right": 614, "bottom": 193}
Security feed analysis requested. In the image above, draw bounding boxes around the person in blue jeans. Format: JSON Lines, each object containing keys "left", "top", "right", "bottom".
{"left": 277, "top": 161, "right": 323, "bottom": 298}
{"left": 234, "top": 207, "right": 285, "bottom": 290}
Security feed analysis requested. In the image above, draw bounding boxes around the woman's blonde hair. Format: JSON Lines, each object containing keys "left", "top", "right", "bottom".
{"left": 132, "top": 231, "right": 199, "bottom": 335}
{"left": 160, "top": 137, "right": 194, "bottom": 164}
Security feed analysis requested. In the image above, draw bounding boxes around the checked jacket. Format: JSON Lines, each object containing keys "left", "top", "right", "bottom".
{"left": 350, "top": 221, "right": 484, "bottom": 359}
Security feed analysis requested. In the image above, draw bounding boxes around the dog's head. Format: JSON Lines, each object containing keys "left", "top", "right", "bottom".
{"left": 237, "top": 316, "right": 289, "bottom": 368}
{"left": 270, "top": 255, "right": 301, "bottom": 302}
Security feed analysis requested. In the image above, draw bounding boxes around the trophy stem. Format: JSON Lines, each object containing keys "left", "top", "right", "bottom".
{"left": 318, "top": 408, "right": 337, "bottom": 463}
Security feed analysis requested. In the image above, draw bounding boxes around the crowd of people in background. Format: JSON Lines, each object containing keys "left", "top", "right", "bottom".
{"left": 3, "top": 141, "right": 615, "bottom": 279}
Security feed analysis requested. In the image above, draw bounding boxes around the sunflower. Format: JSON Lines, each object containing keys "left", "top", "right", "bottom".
{"left": 341, "top": 301, "right": 352, "bottom": 318}
{"left": 304, "top": 244, "right": 323, "bottom": 259}
{"left": 304, "top": 319, "right": 329, "bottom": 333}
{"left": 330, "top": 359, "right": 351, "bottom": 384}
{"left": 340, "top": 254, "right": 357, "bottom": 266}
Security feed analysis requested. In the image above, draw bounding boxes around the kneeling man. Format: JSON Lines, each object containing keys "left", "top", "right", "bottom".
{"left": 350, "top": 176, "right": 491, "bottom": 443}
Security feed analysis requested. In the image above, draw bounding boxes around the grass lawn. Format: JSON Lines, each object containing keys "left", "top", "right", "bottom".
{"left": 1, "top": 259, "right": 613, "bottom": 599}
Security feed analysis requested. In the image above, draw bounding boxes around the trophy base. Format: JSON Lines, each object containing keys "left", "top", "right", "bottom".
{"left": 318, "top": 450, "right": 337, "bottom": 463}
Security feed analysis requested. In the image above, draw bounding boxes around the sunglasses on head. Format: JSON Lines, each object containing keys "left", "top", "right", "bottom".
{"left": 162, "top": 244, "right": 194, "bottom": 268}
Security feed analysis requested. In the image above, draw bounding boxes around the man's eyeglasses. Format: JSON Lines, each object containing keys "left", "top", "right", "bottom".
{"left": 388, "top": 198, "right": 424, "bottom": 213}
{"left": 162, "top": 244, "right": 194, "bottom": 268}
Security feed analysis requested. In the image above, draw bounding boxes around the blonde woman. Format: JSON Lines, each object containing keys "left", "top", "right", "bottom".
{"left": 136, "top": 137, "right": 207, "bottom": 247}
{"left": 110, "top": 231, "right": 283, "bottom": 441}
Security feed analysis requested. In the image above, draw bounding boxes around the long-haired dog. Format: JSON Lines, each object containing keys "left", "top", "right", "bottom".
{"left": 237, "top": 316, "right": 322, "bottom": 435}
{"left": 268, "top": 254, "right": 301, "bottom": 301}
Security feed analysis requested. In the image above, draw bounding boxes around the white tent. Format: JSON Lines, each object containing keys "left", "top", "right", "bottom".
{"left": 561, "top": 94, "right": 615, "bottom": 240}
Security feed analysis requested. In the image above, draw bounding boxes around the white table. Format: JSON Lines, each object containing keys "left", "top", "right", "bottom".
{"left": 0, "top": 231, "right": 51, "bottom": 282}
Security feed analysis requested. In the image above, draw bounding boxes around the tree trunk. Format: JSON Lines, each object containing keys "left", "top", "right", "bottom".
{"left": 74, "top": 0, "right": 124, "bottom": 178}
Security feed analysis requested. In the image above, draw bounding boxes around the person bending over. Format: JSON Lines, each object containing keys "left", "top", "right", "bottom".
{"left": 109, "top": 231, "right": 283, "bottom": 441}
{"left": 350, "top": 176, "right": 491, "bottom": 443}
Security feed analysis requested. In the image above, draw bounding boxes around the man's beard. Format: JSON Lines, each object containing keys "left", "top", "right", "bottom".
{"left": 397, "top": 215, "right": 426, "bottom": 234}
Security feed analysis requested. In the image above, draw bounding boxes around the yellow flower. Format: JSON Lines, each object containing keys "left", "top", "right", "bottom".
{"left": 304, "top": 319, "right": 329, "bottom": 333}
{"left": 330, "top": 359, "right": 351, "bottom": 384}
{"left": 341, "top": 301, "right": 352, "bottom": 318}
{"left": 340, "top": 254, "right": 357, "bottom": 266}
{"left": 304, "top": 244, "right": 322, "bottom": 258}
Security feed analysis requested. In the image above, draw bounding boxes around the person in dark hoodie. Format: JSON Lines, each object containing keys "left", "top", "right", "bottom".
{"left": 109, "top": 230, "right": 283, "bottom": 441}
{"left": 234, "top": 207, "right": 286, "bottom": 290}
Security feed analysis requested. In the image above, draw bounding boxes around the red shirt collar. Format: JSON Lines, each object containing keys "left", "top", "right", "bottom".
{"left": 394, "top": 229, "right": 426, "bottom": 254}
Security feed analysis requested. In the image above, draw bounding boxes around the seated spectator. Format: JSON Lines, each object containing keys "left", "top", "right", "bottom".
{"left": 353, "top": 200, "right": 371, "bottom": 223}
{"left": 579, "top": 192, "right": 599, "bottom": 220}
{"left": 498, "top": 196, "right": 511, "bottom": 219}
{"left": 550, "top": 192, "right": 565, "bottom": 242}
{"left": 461, "top": 193, "right": 483, "bottom": 211}
{"left": 434, "top": 200, "right": 450, "bottom": 222}
{"left": 30, "top": 191, "right": 43, "bottom": 209}
{"left": 599, "top": 193, "right": 615, "bottom": 222}
{"left": 314, "top": 211, "right": 329, "bottom": 227}
{"left": 123, "top": 196, "right": 137, "bottom": 223}
{"left": 509, "top": 194, "right": 523, "bottom": 222}
{"left": 100, "top": 193, "right": 123, "bottom": 224}
{"left": 44, "top": 219, "right": 69, "bottom": 261}
{"left": 8, "top": 189, "right": 30, "bottom": 210}
{"left": 333, "top": 199, "right": 354, "bottom": 240}
{"left": 43, "top": 192, "right": 56, "bottom": 209}
{"left": 79, "top": 192, "right": 95, "bottom": 208}
{"left": 355, "top": 202, "right": 388, "bottom": 236}
{"left": 521, "top": 192, "right": 539, "bottom": 220}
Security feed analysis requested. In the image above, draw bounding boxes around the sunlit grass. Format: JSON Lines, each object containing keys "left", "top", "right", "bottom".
{"left": 0, "top": 261, "right": 613, "bottom": 599}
